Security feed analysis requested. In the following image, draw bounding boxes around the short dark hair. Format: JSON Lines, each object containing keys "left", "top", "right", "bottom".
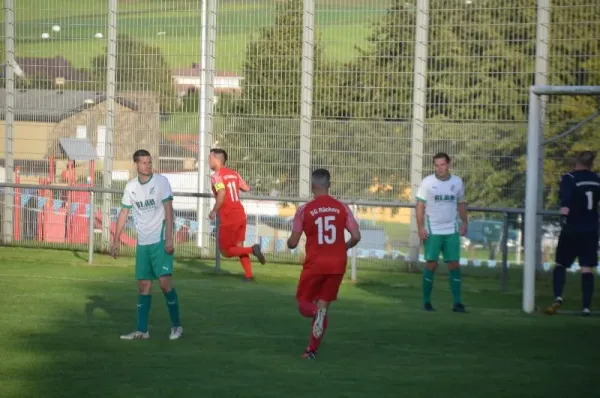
{"left": 433, "top": 152, "right": 451, "bottom": 163}
{"left": 133, "top": 149, "right": 151, "bottom": 162}
{"left": 311, "top": 168, "right": 331, "bottom": 188}
{"left": 575, "top": 151, "right": 595, "bottom": 169}
{"left": 210, "top": 148, "right": 228, "bottom": 164}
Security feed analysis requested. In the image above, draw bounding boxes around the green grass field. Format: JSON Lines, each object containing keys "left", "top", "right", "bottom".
{"left": 1, "top": 246, "right": 598, "bottom": 398}
{"left": 9, "top": 0, "right": 386, "bottom": 73}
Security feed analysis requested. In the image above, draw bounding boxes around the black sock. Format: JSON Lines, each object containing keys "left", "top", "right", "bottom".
{"left": 553, "top": 266, "right": 566, "bottom": 299}
{"left": 581, "top": 273, "right": 594, "bottom": 309}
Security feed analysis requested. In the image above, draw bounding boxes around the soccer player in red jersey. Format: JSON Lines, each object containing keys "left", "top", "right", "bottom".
{"left": 287, "top": 168, "right": 361, "bottom": 359}
{"left": 208, "top": 148, "right": 266, "bottom": 281}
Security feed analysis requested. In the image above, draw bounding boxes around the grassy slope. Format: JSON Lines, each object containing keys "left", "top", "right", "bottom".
{"left": 9, "top": 0, "right": 381, "bottom": 72}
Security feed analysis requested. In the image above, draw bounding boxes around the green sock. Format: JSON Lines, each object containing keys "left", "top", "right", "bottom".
{"left": 449, "top": 268, "right": 462, "bottom": 305}
{"left": 423, "top": 268, "right": 435, "bottom": 304}
{"left": 164, "top": 288, "right": 181, "bottom": 327}
{"left": 136, "top": 294, "right": 152, "bottom": 333}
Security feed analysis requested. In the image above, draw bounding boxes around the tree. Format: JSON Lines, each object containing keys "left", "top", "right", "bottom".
{"left": 91, "top": 35, "right": 176, "bottom": 112}
{"left": 353, "top": 0, "right": 600, "bottom": 207}
{"left": 216, "top": 0, "right": 324, "bottom": 195}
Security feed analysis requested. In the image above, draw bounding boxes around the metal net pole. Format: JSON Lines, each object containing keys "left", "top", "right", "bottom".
{"left": 2, "top": 0, "right": 15, "bottom": 244}
{"left": 102, "top": 0, "right": 117, "bottom": 252}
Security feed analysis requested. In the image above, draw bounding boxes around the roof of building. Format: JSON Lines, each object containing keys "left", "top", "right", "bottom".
{"left": 0, "top": 89, "right": 139, "bottom": 123}
{"left": 58, "top": 137, "right": 98, "bottom": 161}
{"left": 171, "top": 65, "right": 242, "bottom": 78}
{"left": 14, "top": 56, "right": 90, "bottom": 82}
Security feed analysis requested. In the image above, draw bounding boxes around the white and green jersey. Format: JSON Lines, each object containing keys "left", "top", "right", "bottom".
{"left": 121, "top": 173, "right": 174, "bottom": 246}
{"left": 416, "top": 174, "right": 466, "bottom": 235}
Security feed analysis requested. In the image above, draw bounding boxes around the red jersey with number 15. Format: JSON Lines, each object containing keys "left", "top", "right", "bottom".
{"left": 211, "top": 167, "right": 247, "bottom": 219}
{"left": 292, "top": 195, "right": 359, "bottom": 274}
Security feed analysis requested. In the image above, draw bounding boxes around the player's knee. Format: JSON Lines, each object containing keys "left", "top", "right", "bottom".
{"left": 138, "top": 280, "right": 152, "bottom": 294}
{"left": 426, "top": 262, "right": 437, "bottom": 271}
{"left": 158, "top": 276, "right": 173, "bottom": 292}
{"left": 581, "top": 266, "right": 594, "bottom": 274}
{"left": 447, "top": 261, "right": 460, "bottom": 270}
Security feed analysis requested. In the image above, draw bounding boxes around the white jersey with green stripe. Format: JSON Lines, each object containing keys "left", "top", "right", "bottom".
{"left": 416, "top": 174, "right": 466, "bottom": 235}
{"left": 121, "top": 173, "right": 174, "bottom": 245}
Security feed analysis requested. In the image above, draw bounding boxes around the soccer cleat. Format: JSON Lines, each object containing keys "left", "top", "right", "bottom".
{"left": 424, "top": 302, "right": 435, "bottom": 312}
{"left": 169, "top": 326, "right": 183, "bottom": 340}
{"left": 452, "top": 303, "right": 467, "bottom": 313}
{"left": 252, "top": 244, "right": 267, "bottom": 265}
{"left": 302, "top": 350, "right": 317, "bottom": 360}
{"left": 120, "top": 331, "right": 149, "bottom": 340}
{"left": 582, "top": 308, "right": 592, "bottom": 317}
{"left": 545, "top": 298, "right": 563, "bottom": 315}
{"left": 312, "top": 307, "right": 327, "bottom": 339}
{"left": 242, "top": 276, "right": 256, "bottom": 282}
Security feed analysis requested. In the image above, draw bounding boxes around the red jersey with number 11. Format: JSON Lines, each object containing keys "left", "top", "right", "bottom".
{"left": 292, "top": 195, "right": 359, "bottom": 274}
{"left": 211, "top": 167, "right": 246, "bottom": 220}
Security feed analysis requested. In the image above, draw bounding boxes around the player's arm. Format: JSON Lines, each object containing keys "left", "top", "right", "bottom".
{"left": 162, "top": 179, "right": 175, "bottom": 252}
{"left": 238, "top": 176, "right": 251, "bottom": 193}
{"left": 344, "top": 204, "right": 361, "bottom": 249}
{"left": 415, "top": 181, "right": 428, "bottom": 240}
{"left": 457, "top": 181, "right": 468, "bottom": 235}
{"left": 209, "top": 175, "right": 226, "bottom": 219}
{"left": 559, "top": 174, "right": 575, "bottom": 216}
{"left": 112, "top": 189, "right": 132, "bottom": 258}
{"left": 287, "top": 206, "right": 304, "bottom": 249}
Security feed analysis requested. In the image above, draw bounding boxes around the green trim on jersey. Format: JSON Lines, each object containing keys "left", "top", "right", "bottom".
{"left": 416, "top": 196, "right": 426, "bottom": 202}
{"left": 434, "top": 173, "right": 451, "bottom": 181}
{"left": 138, "top": 173, "right": 153, "bottom": 185}
{"left": 121, "top": 203, "right": 132, "bottom": 209}
{"left": 162, "top": 195, "right": 173, "bottom": 203}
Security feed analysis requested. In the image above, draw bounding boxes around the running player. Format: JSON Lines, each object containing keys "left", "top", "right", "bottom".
{"left": 545, "top": 151, "right": 600, "bottom": 317}
{"left": 208, "top": 148, "right": 266, "bottom": 281}
{"left": 287, "top": 168, "right": 361, "bottom": 360}
{"left": 416, "top": 152, "right": 468, "bottom": 312}
{"left": 112, "top": 149, "right": 183, "bottom": 340}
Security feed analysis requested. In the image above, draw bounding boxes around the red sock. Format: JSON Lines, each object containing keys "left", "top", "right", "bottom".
{"left": 308, "top": 315, "right": 328, "bottom": 352}
{"left": 298, "top": 301, "right": 317, "bottom": 318}
{"left": 224, "top": 246, "right": 253, "bottom": 257}
{"left": 239, "top": 255, "right": 253, "bottom": 278}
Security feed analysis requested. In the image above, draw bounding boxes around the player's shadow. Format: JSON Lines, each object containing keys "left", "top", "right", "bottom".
{"left": 175, "top": 257, "right": 247, "bottom": 280}
{"left": 84, "top": 295, "right": 131, "bottom": 325}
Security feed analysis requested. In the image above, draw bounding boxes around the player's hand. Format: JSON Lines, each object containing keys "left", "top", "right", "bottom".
{"left": 418, "top": 227, "right": 428, "bottom": 241}
{"left": 164, "top": 238, "right": 175, "bottom": 255}
{"left": 110, "top": 242, "right": 120, "bottom": 259}
{"left": 209, "top": 210, "right": 217, "bottom": 221}
{"left": 459, "top": 223, "right": 468, "bottom": 236}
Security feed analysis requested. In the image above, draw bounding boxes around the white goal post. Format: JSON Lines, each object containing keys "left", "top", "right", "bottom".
{"left": 523, "top": 85, "right": 600, "bottom": 314}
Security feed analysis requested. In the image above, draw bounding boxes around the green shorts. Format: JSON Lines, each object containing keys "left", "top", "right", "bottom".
{"left": 135, "top": 240, "right": 174, "bottom": 281}
{"left": 424, "top": 233, "right": 460, "bottom": 263}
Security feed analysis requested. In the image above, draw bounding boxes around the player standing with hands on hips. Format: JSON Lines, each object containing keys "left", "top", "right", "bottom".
{"left": 112, "top": 149, "right": 183, "bottom": 340}
{"left": 546, "top": 151, "right": 600, "bottom": 317}
{"left": 208, "top": 148, "right": 266, "bottom": 282}
{"left": 416, "top": 153, "right": 468, "bottom": 312}
{"left": 287, "top": 169, "right": 361, "bottom": 359}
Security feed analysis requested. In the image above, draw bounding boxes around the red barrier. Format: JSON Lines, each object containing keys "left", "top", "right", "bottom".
{"left": 94, "top": 211, "right": 136, "bottom": 247}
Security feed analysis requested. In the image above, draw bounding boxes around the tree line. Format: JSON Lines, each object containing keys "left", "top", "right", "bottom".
{"left": 216, "top": 0, "right": 600, "bottom": 208}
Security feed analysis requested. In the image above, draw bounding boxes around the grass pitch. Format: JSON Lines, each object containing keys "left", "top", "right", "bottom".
{"left": 0, "top": 246, "right": 598, "bottom": 398}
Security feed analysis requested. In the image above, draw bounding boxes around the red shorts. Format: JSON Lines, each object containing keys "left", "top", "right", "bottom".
{"left": 296, "top": 270, "right": 344, "bottom": 303}
{"left": 218, "top": 218, "right": 246, "bottom": 251}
